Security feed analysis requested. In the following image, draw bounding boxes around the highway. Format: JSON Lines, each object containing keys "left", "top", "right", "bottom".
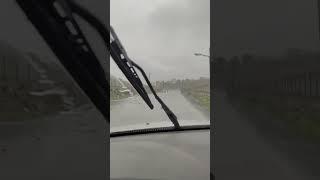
{"left": 111, "top": 90, "right": 209, "bottom": 128}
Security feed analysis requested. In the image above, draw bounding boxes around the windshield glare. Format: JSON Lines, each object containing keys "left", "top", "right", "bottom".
{"left": 110, "top": 0, "right": 210, "bottom": 130}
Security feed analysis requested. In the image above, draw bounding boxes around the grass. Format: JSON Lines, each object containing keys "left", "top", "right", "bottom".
{"left": 183, "top": 90, "right": 210, "bottom": 111}
{"left": 235, "top": 94, "right": 320, "bottom": 142}
{"left": 193, "top": 93, "right": 210, "bottom": 110}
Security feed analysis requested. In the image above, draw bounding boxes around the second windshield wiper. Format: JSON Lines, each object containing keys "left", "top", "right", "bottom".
{"left": 63, "top": 0, "right": 181, "bottom": 129}
{"left": 73, "top": 0, "right": 181, "bottom": 128}
{"left": 130, "top": 61, "right": 180, "bottom": 129}
{"left": 109, "top": 27, "right": 180, "bottom": 129}
{"left": 109, "top": 27, "right": 181, "bottom": 129}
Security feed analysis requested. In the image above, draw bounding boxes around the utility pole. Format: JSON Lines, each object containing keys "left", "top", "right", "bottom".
{"left": 194, "top": 48, "right": 211, "bottom": 62}
{"left": 194, "top": 48, "right": 211, "bottom": 78}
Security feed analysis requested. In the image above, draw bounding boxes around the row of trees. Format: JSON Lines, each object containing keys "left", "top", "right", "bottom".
{"left": 147, "top": 77, "right": 210, "bottom": 93}
{"left": 214, "top": 48, "right": 320, "bottom": 97}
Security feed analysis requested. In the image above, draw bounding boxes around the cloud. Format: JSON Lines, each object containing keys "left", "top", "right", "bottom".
{"left": 111, "top": 0, "right": 210, "bottom": 81}
{"left": 213, "top": 0, "right": 319, "bottom": 58}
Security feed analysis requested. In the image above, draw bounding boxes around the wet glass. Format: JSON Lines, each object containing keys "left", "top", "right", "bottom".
{"left": 110, "top": 0, "right": 210, "bottom": 130}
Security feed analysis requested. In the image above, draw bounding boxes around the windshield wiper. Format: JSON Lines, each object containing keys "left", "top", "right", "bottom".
{"left": 109, "top": 28, "right": 180, "bottom": 129}
{"left": 130, "top": 61, "right": 180, "bottom": 128}
{"left": 16, "top": 0, "right": 110, "bottom": 121}
{"left": 17, "top": 0, "right": 180, "bottom": 129}
{"left": 66, "top": 0, "right": 181, "bottom": 129}
{"left": 109, "top": 27, "right": 153, "bottom": 109}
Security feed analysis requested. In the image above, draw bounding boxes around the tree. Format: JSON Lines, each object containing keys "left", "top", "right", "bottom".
{"left": 241, "top": 53, "right": 254, "bottom": 64}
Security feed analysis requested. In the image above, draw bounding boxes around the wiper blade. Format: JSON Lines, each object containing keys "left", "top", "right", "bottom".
{"left": 130, "top": 61, "right": 180, "bottom": 129}
{"left": 111, "top": 125, "right": 209, "bottom": 137}
{"left": 16, "top": 0, "right": 109, "bottom": 121}
{"left": 109, "top": 27, "right": 181, "bottom": 129}
{"left": 66, "top": 0, "right": 154, "bottom": 109}
{"left": 109, "top": 27, "right": 153, "bottom": 109}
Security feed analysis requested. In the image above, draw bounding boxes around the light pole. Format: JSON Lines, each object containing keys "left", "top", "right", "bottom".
{"left": 194, "top": 48, "right": 212, "bottom": 87}
{"left": 194, "top": 53, "right": 210, "bottom": 58}
{"left": 194, "top": 49, "right": 212, "bottom": 79}
{"left": 194, "top": 47, "right": 212, "bottom": 61}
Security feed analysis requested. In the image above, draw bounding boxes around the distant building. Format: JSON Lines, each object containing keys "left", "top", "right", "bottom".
{"left": 110, "top": 76, "right": 134, "bottom": 98}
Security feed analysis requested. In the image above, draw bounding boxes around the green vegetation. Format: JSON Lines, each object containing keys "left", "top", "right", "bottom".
{"left": 179, "top": 77, "right": 210, "bottom": 113}
{"left": 110, "top": 88, "right": 131, "bottom": 100}
{"left": 236, "top": 95, "right": 320, "bottom": 142}
{"left": 187, "top": 91, "right": 210, "bottom": 110}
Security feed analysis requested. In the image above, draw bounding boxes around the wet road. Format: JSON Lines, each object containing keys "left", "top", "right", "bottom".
{"left": 110, "top": 90, "right": 209, "bottom": 128}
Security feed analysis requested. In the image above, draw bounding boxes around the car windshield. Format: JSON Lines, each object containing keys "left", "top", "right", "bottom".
{"left": 110, "top": 0, "right": 210, "bottom": 131}
{"left": 0, "top": 0, "right": 209, "bottom": 134}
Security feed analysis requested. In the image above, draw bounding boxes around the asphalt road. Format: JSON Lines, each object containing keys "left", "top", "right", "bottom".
{"left": 110, "top": 90, "right": 209, "bottom": 128}
{"left": 213, "top": 91, "right": 318, "bottom": 180}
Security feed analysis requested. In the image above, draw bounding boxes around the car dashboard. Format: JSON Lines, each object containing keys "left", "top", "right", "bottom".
{"left": 111, "top": 129, "right": 210, "bottom": 180}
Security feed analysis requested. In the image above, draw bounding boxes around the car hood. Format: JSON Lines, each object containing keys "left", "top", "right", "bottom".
{"left": 110, "top": 119, "right": 210, "bottom": 133}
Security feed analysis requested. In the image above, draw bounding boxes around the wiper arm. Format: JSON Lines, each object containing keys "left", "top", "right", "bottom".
{"left": 110, "top": 27, "right": 180, "bottom": 128}
{"left": 66, "top": 0, "right": 153, "bottom": 109}
{"left": 130, "top": 61, "right": 180, "bottom": 129}
{"left": 16, "top": 0, "right": 110, "bottom": 121}
{"left": 109, "top": 27, "right": 153, "bottom": 109}
{"left": 66, "top": 0, "right": 180, "bottom": 128}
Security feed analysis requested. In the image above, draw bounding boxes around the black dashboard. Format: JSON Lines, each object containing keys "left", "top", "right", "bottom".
{"left": 110, "top": 129, "right": 210, "bottom": 180}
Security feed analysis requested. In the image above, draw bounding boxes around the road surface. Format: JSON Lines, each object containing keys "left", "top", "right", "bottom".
{"left": 110, "top": 90, "right": 209, "bottom": 128}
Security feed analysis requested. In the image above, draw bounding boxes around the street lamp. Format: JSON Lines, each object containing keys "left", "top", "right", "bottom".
{"left": 194, "top": 47, "right": 211, "bottom": 59}
{"left": 194, "top": 53, "right": 210, "bottom": 58}
{"left": 194, "top": 49, "right": 213, "bottom": 82}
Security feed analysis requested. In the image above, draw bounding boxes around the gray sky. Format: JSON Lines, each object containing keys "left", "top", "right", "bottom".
{"left": 0, "top": 0, "right": 209, "bottom": 82}
{"left": 213, "top": 0, "right": 320, "bottom": 59}
{"left": 1, "top": 0, "right": 319, "bottom": 80}
{"left": 111, "top": 0, "right": 210, "bottom": 81}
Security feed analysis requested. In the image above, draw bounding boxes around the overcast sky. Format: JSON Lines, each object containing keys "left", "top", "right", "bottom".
{"left": 2, "top": 0, "right": 317, "bottom": 81}
{"left": 111, "top": 0, "right": 210, "bottom": 81}
{"left": 214, "top": 0, "right": 320, "bottom": 58}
